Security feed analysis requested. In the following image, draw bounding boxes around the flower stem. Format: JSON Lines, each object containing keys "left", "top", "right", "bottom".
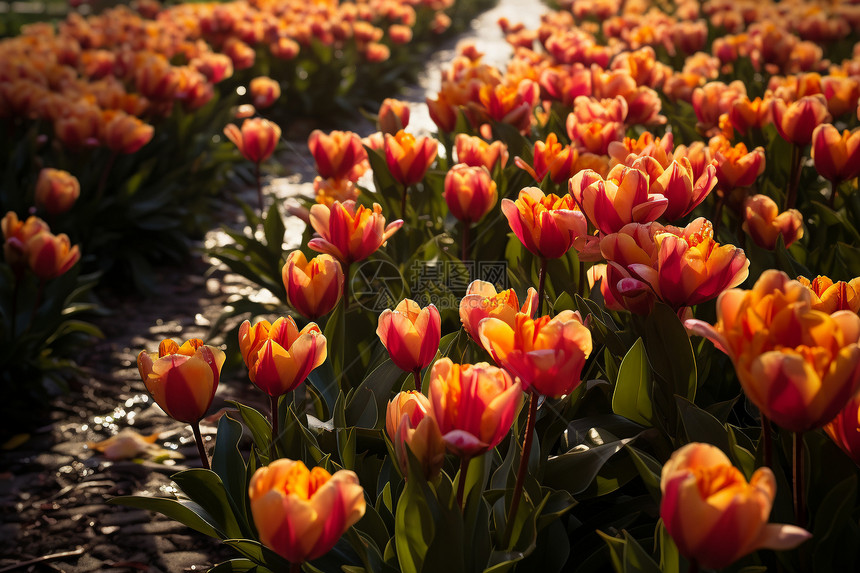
{"left": 290, "top": 562, "right": 302, "bottom": 573}
{"left": 461, "top": 222, "right": 470, "bottom": 262}
{"left": 413, "top": 368, "right": 422, "bottom": 394}
{"left": 501, "top": 392, "right": 538, "bottom": 549}
{"left": 793, "top": 431, "right": 807, "bottom": 527}
{"left": 784, "top": 144, "right": 802, "bottom": 211}
{"left": 191, "top": 421, "right": 210, "bottom": 470}
{"left": 688, "top": 559, "right": 699, "bottom": 573}
{"left": 828, "top": 179, "right": 840, "bottom": 209}
{"left": 761, "top": 414, "right": 773, "bottom": 469}
{"left": 270, "top": 394, "right": 280, "bottom": 461}
{"left": 401, "top": 183, "right": 408, "bottom": 221}
{"left": 343, "top": 261, "right": 351, "bottom": 311}
{"left": 537, "top": 257, "right": 548, "bottom": 315}
{"left": 456, "top": 455, "right": 470, "bottom": 510}
{"left": 255, "top": 161, "right": 264, "bottom": 221}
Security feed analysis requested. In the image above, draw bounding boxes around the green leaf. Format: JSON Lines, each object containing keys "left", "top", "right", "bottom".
{"left": 345, "top": 359, "right": 402, "bottom": 429}
{"left": 612, "top": 339, "right": 654, "bottom": 427}
{"left": 222, "top": 539, "right": 290, "bottom": 571}
{"left": 813, "top": 475, "right": 858, "bottom": 573}
{"left": 207, "top": 558, "right": 264, "bottom": 572}
{"left": 621, "top": 531, "right": 662, "bottom": 573}
{"left": 543, "top": 437, "right": 636, "bottom": 494}
{"left": 108, "top": 496, "right": 222, "bottom": 539}
{"left": 323, "top": 299, "right": 346, "bottom": 382}
{"left": 394, "top": 454, "right": 436, "bottom": 573}
{"left": 625, "top": 446, "right": 663, "bottom": 504}
{"left": 170, "top": 469, "right": 245, "bottom": 539}
{"left": 230, "top": 401, "right": 272, "bottom": 462}
{"left": 675, "top": 396, "right": 731, "bottom": 455}
{"left": 212, "top": 414, "right": 251, "bottom": 535}
{"left": 634, "top": 303, "right": 696, "bottom": 402}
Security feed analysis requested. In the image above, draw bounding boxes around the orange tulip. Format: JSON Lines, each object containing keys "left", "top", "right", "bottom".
{"left": 101, "top": 111, "right": 154, "bottom": 155}
{"left": 729, "top": 95, "right": 772, "bottom": 136}
{"left": 312, "top": 176, "right": 360, "bottom": 206}
{"left": 565, "top": 95, "right": 627, "bottom": 155}
{"left": 282, "top": 251, "right": 344, "bottom": 319}
{"left": 569, "top": 165, "right": 667, "bottom": 235}
{"left": 709, "top": 136, "right": 766, "bottom": 190}
{"left": 686, "top": 270, "right": 860, "bottom": 432}
{"left": 607, "top": 132, "right": 674, "bottom": 170}
{"left": 443, "top": 164, "right": 497, "bottom": 224}
{"left": 742, "top": 194, "right": 804, "bottom": 250}
{"left": 771, "top": 94, "right": 832, "bottom": 146}
{"left": 307, "top": 130, "right": 368, "bottom": 182}
{"left": 249, "top": 459, "right": 365, "bottom": 563}
{"left": 249, "top": 76, "right": 281, "bottom": 109}
{"left": 479, "top": 310, "right": 592, "bottom": 398}
{"left": 308, "top": 201, "right": 402, "bottom": 264}
{"left": 514, "top": 133, "right": 578, "bottom": 185}
{"left": 797, "top": 275, "right": 860, "bottom": 314}
{"left": 238, "top": 317, "right": 327, "bottom": 398}
{"left": 824, "top": 395, "right": 860, "bottom": 465}
{"left": 383, "top": 130, "right": 438, "bottom": 186}
{"left": 454, "top": 134, "right": 509, "bottom": 172}
{"left": 224, "top": 118, "right": 281, "bottom": 163}
{"left": 661, "top": 442, "right": 810, "bottom": 570}
{"left": 386, "top": 391, "right": 445, "bottom": 479}
{"left": 2, "top": 212, "right": 49, "bottom": 272}
{"left": 137, "top": 338, "right": 226, "bottom": 423}
{"left": 459, "top": 280, "right": 538, "bottom": 343}
{"left": 27, "top": 231, "right": 81, "bottom": 280}
{"left": 811, "top": 123, "right": 860, "bottom": 183}
{"left": 477, "top": 80, "right": 537, "bottom": 134}
{"left": 377, "top": 299, "right": 441, "bottom": 374}
{"left": 501, "top": 187, "right": 587, "bottom": 260}
{"left": 34, "top": 168, "right": 80, "bottom": 215}
{"left": 628, "top": 217, "right": 749, "bottom": 310}
{"left": 378, "top": 98, "right": 410, "bottom": 135}
{"left": 428, "top": 358, "right": 521, "bottom": 457}
{"left": 599, "top": 222, "right": 661, "bottom": 315}
{"left": 636, "top": 157, "right": 717, "bottom": 222}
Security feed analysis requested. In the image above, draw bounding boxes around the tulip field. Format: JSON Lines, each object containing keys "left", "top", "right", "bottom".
{"left": 5, "top": 0, "right": 860, "bottom": 571}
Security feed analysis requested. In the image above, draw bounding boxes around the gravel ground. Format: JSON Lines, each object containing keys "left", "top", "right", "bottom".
{"left": 0, "top": 2, "right": 543, "bottom": 571}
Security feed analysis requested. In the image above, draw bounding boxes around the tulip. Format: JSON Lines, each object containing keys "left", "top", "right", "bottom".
{"left": 101, "top": 111, "right": 154, "bottom": 154}
{"left": 501, "top": 187, "right": 587, "bottom": 260}
{"left": 742, "top": 195, "right": 804, "bottom": 250}
{"left": 459, "top": 280, "right": 538, "bottom": 343}
{"left": 238, "top": 317, "right": 327, "bottom": 399}
{"left": 444, "top": 162, "right": 497, "bottom": 224}
{"left": 599, "top": 223, "right": 662, "bottom": 315}
{"left": 27, "top": 231, "right": 81, "bottom": 280}
{"left": 378, "top": 98, "right": 411, "bottom": 134}
{"left": 477, "top": 80, "right": 537, "bottom": 134}
{"left": 729, "top": 95, "right": 772, "bottom": 136}
{"left": 709, "top": 136, "right": 765, "bottom": 190}
{"left": 282, "top": 251, "right": 344, "bottom": 319}
{"left": 686, "top": 270, "right": 860, "bottom": 432}
{"left": 514, "top": 133, "right": 578, "bottom": 185}
{"left": 249, "top": 459, "right": 365, "bottom": 564}
{"left": 565, "top": 95, "right": 628, "bottom": 155}
{"left": 224, "top": 118, "right": 281, "bottom": 164}
{"left": 385, "top": 391, "right": 445, "bottom": 479}
{"left": 824, "top": 395, "right": 860, "bottom": 466}
{"left": 137, "top": 338, "right": 226, "bottom": 424}
{"left": 607, "top": 132, "right": 674, "bottom": 170}
{"left": 629, "top": 217, "right": 749, "bottom": 310}
{"left": 384, "top": 129, "right": 438, "bottom": 186}
{"left": 312, "top": 176, "right": 359, "bottom": 206}
{"left": 1, "top": 212, "right": 49, "bottom": 273}
{"left": 771, "top": 94, "right": 831, "bottom": 147}
{"left": 661, "top": 442, "right": 811, "bottom": 570}
{"left": 34, "top": 169, "right": 80, "bottom": 216}
{"left": 249, "top": 76, "right": 281, "bottom": 109}
{"left": 307, "top": 130, "right": 368, "bottom": 182}
{"left": 377, "top": 299, "right": 441, "bottom": 387}
{"left": 569, "top": 166, "right": 667, "bottom": 235}
{"left": 811, "top": 123, "right": 860, "bottom": 184}
{"left": 797, "top": 275, "right": 860, "bottom": 314}
{"left": 428, "top": 358, "right": 521, "bottom": 458}
{"left": 479, "top": 310, "right": 592, "bottom": 398}
{"left": 308, "top": 201, "right": 402, "bottom": 265}
{"left": 454, "top": 134, "right": 509, "bottom": 172}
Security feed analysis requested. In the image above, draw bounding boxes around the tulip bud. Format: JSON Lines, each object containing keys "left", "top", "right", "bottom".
{"left": 384, "top": 130, "right": 438, "bottom": 186}
{"left": 742, "top": 194, "right": 804, "bottom": 250}
{"left": 307, "top": 130, "right": 368, "bottom": 182}
{"left": 709, "top": 136, "right": 765, "bottom": 190}
{"left": 443, "top": 164, "right": 497, "bottom": 225}
{"left": 2, "top": 212, "right": 49, "bottom": 274}
{"left": 459, "top": 280, "right": 538, "bottom": 343}
{"left": 514, "top": 132, "right": 578, "bottom": 184}
{"left": 378, "top": 98, "right": 410, "bottom": 135}
{"left": 224, "top": 118, "right": 281, "bottom": 163}
{"left": 428, "top": 358, "right": 521, "bottom": 458}
{"left": 824, "top": 395, "right": 860, "bottom": 466}
{"left": 377, "top": 299, "right": 441, "bottom": 374}
{"left": 661, "top": 443, "right": 810, "bottom": 570}
{"left": 479, "top": 310, "right": 592, "bottom": 398}
{"left": 35, "top": 168, "right": 80, "bottom": 215}
{"left": 249, "top": 76, "right": 281, "bottom": 109}
{"left": 771, "top": 94, "right": 832, "bottom": 146}
{"left": 238, "top": 317, "right": 327, "bottom": 398}
{"left": 454, "top": 134, "right": 508, "bottom": 172}
{"left": 249, "top": 459, "right": 365, "bottom": 563}
{"left": 282, "top": 251, "right": 344, "bottom": 319}
{"left": 27, "top": 231, "right": 81, "bottom": 280}
{"left": 385, "top": 391, "right": 445, "bottom": 479}
{"left": 569, "top": 167, "right": 667, "bottom": 235}
{"left": 501, "top": 187, "right": 587, "bottom": 260}
{"left": 308, "top": 201, "right": 402, "bottom": 265}
{"left": 137, "top": 338, "right": 226, "bottom": 423}
{"left": 811, "top": 123, "right": 860, "bottom": 184}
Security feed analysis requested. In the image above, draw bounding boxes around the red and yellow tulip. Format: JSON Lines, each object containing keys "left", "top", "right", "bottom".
{"left": 383, "top": 130, "right": 438, "bottom": 186}
{"left": 811, "top": 123, "right": 860, "bottom": 183}
{"left": 224, "top": 117, "right": 281, "bottom": 163}
{"left": 742, "top": 194, "right": 804, "bottom": 250}
{"left": 282, "top": 251, "right": 344, "bottom": 319}
{"left": 377, "top": 299, "right": 441, "bottom": 374}
{"left": 459, "top": 280, "right": 538, "bottom": 343}
{"left": 385, "top": 391, "right": 445, "bottom": 479}
{"left": 34, "top": 168, "right": 80, "bottom": 215}
{"left": 501, "top": 187, "right": 587, "bottom": 260}
{"left": 797, "top": 275, "right": 860, "bottom": 314}
{"left": 307, "top": 130, "right": 368, "bottom": 182}
{"left": 443, "top": 164, "right": 497, "bottom": 224}
{"left": 308, "top": 201, "right": 402, "bottom": 264}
